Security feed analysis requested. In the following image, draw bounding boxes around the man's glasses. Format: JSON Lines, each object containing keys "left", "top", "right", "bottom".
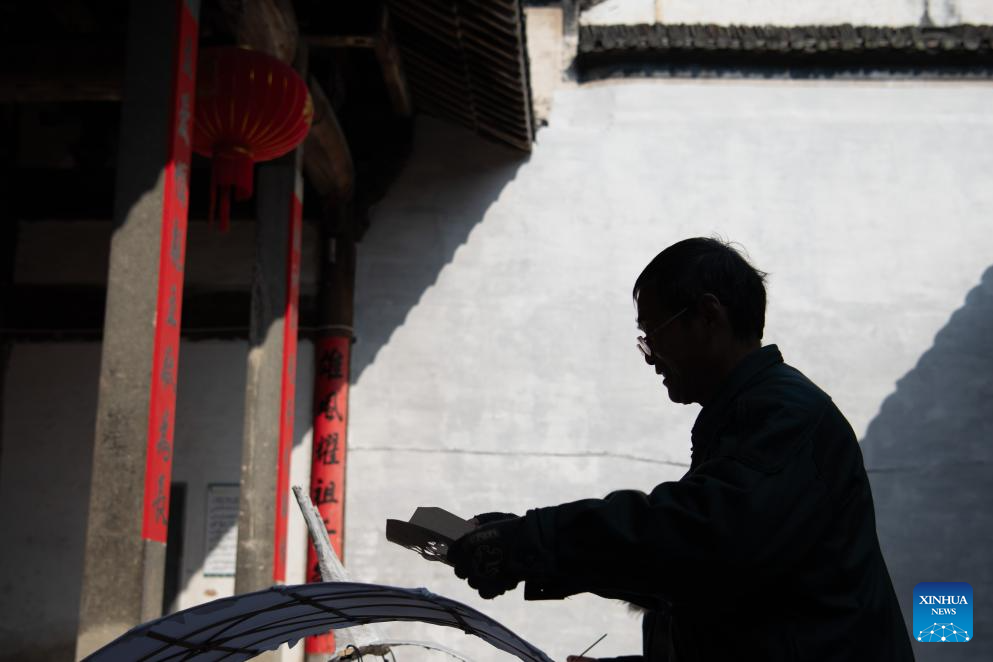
{"left": 636, "top": 307, "right": 688, "bottom": 359}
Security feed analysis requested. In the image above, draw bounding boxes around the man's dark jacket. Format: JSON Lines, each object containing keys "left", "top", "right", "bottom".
{"left": 516, "top": 345, "right": 914, "bottom": 661}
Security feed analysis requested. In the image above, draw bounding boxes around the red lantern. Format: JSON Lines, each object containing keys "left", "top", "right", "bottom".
{"left": 193, "top": 47, "right": 313, "bottom": 230}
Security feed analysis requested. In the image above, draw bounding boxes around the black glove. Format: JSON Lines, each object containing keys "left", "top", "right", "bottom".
{"left": 470, "top": 511, "right": 519, "bottom": 526}
{"left": 448, "top": 516, "right": 527, "bottom": 599}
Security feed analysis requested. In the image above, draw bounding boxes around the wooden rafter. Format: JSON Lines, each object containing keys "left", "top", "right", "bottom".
{"left": 302, "top": 7, "right": 413, "bottom": 118}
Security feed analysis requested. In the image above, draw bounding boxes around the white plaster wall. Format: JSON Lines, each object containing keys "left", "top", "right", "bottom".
{"left": 526, "top": 6, "right": 567, "bottom": 124}
{"left": 958, "top": 0, "right": 993, "bottom": 24}
{"left": 583, "top": 0, "right": 659, "bottom": 26}
{"left": 581, "top": 0, "right": 993, "bottom": 27}
{"left": 346, "top": 81, "right": 993, "bottom": 661}
{"left": 660, "top": 0, "right": 924, "bottom": 26}
{"left": 0, "top": 340, "right": 314, "bottom": 662}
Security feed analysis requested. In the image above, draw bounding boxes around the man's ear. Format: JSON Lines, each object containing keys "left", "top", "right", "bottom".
{"left": 698, "top": 293, "right": 728, "bottom": 329}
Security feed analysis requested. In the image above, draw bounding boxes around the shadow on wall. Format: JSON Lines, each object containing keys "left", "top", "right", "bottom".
{"left": 861, "top": 265, "right": 993, "bottom": 662}
{"left": 167, "top": 118, "right": 528, "bottom": 618}
{"left": 350, "top": 117, "right": 530, "bottom": 382}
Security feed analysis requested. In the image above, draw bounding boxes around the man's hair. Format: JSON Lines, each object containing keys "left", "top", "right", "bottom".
{"left": 633, "top": 237, "right": 768, "bottom": 341}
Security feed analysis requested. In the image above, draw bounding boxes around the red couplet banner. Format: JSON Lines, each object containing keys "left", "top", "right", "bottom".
{"left": 306, "top": 334, "right": 351, "bottom": 654}
{"left": 273, "top": 190, "right": 303, "bottom": 583}
{"left": 142, "top": 0, "right": 199, "bottom": 544}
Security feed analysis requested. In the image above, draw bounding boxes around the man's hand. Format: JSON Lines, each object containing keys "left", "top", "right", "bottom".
{"left": 448, "top": 516, "right": 526, "bottom": 599}
{"left": 470, "top": 511, "right": 519, "bottom": 526}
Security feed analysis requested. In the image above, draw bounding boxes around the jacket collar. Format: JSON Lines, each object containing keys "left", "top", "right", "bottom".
{"left": 690, "top": 344, "right": 783, "bottom": 449}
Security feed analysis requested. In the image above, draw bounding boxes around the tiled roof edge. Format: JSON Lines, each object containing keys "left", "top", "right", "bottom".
{"left": 577, "top": 23, "right": 993, "bottom": 78}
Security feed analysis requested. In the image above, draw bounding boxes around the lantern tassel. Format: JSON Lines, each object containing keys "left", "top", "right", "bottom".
{"left": 208, "top": 150, "right": 253, "bottom": 233}
{"left": 233, "top": 156, "right": 253, "bottom": 202}
{"left": 207, "top": 170, "right": 232, "bottom": 233}
{"left": 208, "top": 183, "right": 217, "bottom": 229}
{"left": 219, "top": 188, "right": 232, "bottom": 233}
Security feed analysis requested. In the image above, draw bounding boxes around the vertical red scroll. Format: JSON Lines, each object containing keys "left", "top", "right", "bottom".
{"left": 306, "top": 335, "right": 351, "bottom": 654}
{"left": 142, "top": 0, "right": 198, "bottom": 544}
{"left": 273, "top": 189, "right": 303, "bottom": 583}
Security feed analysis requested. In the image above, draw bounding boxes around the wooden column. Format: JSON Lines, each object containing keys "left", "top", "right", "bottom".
{"left": 234, "top": 148, "right": 304, "bottom": 595}
{"left": 306, "top": 209, "right": 356, "bottom": 659}
{"left": 76, "top": 1, "right": 199, "bottom": 658}
{"left": 0, "top": 224, "right": 11, "bottom": 493}
{"left": 0, "top": 107, "right": 15, "bottom": 488}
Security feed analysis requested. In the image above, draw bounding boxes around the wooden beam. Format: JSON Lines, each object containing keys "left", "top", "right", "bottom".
{"left": 2, "top": 284, "right": 319, "bottom": 340}
{"left": 302, "top": 8, "right": 412, "bottom": 118}
{"left": 303, "top": 80, "right": 355, "bottom": 204}
{"left": 6, "top": 167, "right": 250, "bottom": 222}
{"left": 375, "top": 8, "right": 413, "bottom": 117}
{"left": 222, "top": 0, "right": 299, "bottom": 64}
{"left": 0, "top": 41, "right": 124, "bottom": 102}
{"left": 223, "top": 0, "right": 355, "bottom": 203}
{"left": 304, "top": 35, "right": 377, "bottom": 49}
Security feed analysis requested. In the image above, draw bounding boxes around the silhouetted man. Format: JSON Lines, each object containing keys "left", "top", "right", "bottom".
{"left": 448, "top": 238, "right": 914, "bottom": 661}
